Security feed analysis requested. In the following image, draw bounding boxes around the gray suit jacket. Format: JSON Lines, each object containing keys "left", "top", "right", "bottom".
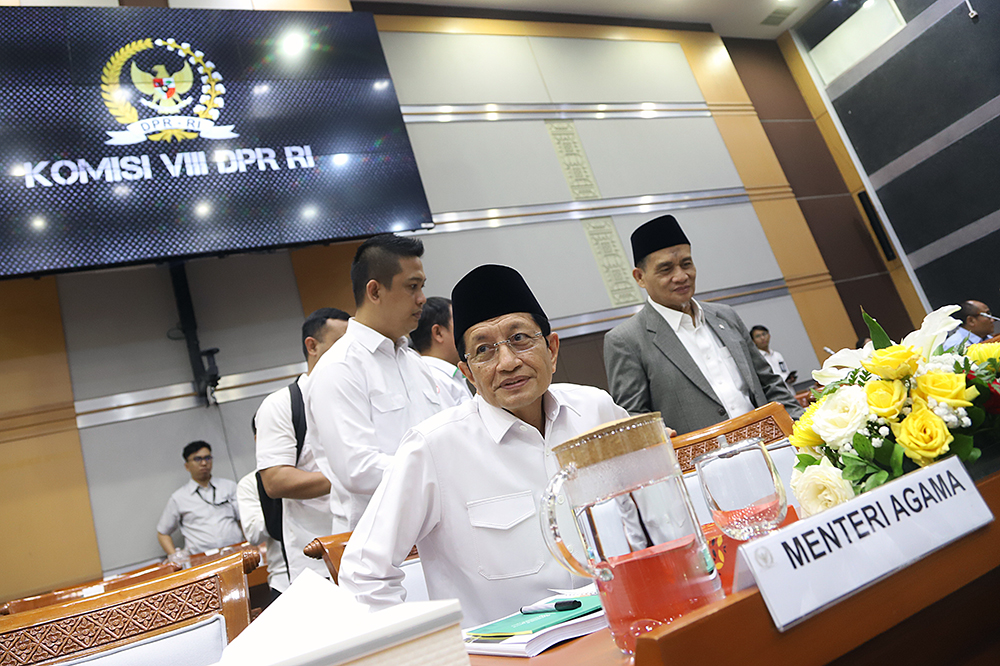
{"left": 604, "top": 302, "right": 803, "bottom": 435}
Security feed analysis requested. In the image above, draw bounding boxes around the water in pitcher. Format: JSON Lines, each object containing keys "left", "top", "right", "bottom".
{"left": 711, "top": 492, "right": 786, "bottom": 541}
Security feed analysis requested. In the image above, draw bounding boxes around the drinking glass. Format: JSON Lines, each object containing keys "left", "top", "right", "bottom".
{"left": 694, "top": 437, "right": 787, "bottom": 541}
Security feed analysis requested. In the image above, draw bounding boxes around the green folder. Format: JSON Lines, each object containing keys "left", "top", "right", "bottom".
{"left": 465, "top": 596, "right": 603, "bottom": 637}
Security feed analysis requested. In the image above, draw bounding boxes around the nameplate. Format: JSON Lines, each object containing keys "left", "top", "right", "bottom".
{"left": 732, "top": 456, "right": 993, "bottom": 631}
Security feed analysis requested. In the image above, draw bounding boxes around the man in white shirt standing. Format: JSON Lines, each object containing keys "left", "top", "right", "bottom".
{"left": 410, "top": 296, "right": 473, "bottom": 405}
{"left": 157, "top": 441, "right": 243, "bottom": 556}
{"left": 339, "top": 265, "right": 630, "bottom": 627}
{"left": 604, "top": 214, "right": 802, "bottom": 435}
{"left": 750, "top": 325, "right": 797, "bottom": 386}
{"left": 255, "top": 307, "right": 350, "bottom": 584}
{"left": 307, "top": 234, "right": 455, "bottom": 532}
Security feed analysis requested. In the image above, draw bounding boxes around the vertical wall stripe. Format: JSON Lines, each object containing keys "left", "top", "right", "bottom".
{"left": 290, "top": 242, "right": 360, "bottom": 318}
{"left": 777, "top": 32, "right": 927, "bottom": 329}
{"left": 0, "top": 277, "right": 102, "bottom": 602}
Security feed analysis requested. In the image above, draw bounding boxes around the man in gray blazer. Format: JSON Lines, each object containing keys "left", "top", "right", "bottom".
{"left": 604, "top": 214, "right": 803, "bottom": 435}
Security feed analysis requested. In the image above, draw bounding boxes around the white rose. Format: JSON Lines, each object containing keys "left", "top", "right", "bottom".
{"left": 810, "top": 384, "right": 869, "bottom": 452}
{"left": 791, "top": 458, "right": 856, "bottom": 518}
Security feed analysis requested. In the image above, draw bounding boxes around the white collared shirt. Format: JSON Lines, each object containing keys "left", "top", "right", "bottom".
{"left": 647, "top": 297, "right": 755, "bottom": 419}
{"left": 254, "top": 374, "right": 333, "bottom": 582}
{"left": 339, "top": 385, "right": 629, "bottom": 627}
{"left": 236, "top": 472, "right": 289, "bottom": 592}
{"left": 420, "top": 355, "right": 473, "bottom": 405}
{"left": 306, "top": 318, "right": 455, "bottom": 531}
{"left": 944, "top": 327, "right": 983, "bottom": 350}
{"left": 156, "top": 477, "right": 243, "bottom": 554}
{"left": 760, "top": 348, "right": 789, "bottom": 381}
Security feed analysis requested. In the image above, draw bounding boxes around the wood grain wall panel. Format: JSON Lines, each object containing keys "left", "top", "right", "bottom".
{"left": 760, "top": 121, "right": 850, "bottom": 198}
{"left": 0, "top": 277, "right": 101, "bottom": 603}
{"left": 796, "top": 195, "right": 888, "bottom": 277}
{"left": 711, "top": 114, "right": 790, "bottom": 191}
{"left": 290, "top": 242, "right": 360, "bottom": 317}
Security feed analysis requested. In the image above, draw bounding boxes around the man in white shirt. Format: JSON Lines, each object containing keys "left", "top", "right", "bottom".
{"left": 236, "top": 471, "right": 288, "bottom": 601}
{"left": 750, "top": 325, "right": 797, "bottom": 386}
{"left": 156, "top": 441, "right": 243, "bottom": 556}
{"left": 255, "top": 307, "right": 350, "bottom": 584}
{"left": 604, "top": 214, "right": 802, "bottom": 435}
{"left": 943, "top": 300, "right": 995, "bottom": 349}
{"left": 307, "top": 234, "right": 455, "bottom": 531}
{"left": 410, "top": 296, "right": 473, "bottom": 405}
{"left": 339, "top": 265, "right": 630, "bottom": 627}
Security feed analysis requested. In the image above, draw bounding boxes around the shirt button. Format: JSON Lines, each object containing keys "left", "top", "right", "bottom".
{"left": 519, "top": 425, "right": 528, "bottom": 432}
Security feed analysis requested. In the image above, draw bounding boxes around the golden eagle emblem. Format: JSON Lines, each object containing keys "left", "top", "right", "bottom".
{"left": 130, "top": 61, "right": 193, "bottom": 114}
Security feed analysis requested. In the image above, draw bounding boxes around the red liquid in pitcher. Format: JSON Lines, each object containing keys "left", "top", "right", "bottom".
{"left": 596, "top": 535, "right": 724, "bottom": 654}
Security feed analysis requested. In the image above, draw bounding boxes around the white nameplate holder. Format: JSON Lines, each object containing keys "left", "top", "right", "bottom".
{"left": 732, "top": 455, "right": 993, "bottom": 631}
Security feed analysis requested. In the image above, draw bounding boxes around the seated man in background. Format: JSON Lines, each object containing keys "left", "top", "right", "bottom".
{"left": 339, "top": 265, "right": 630, "bottom": 627}
{"left": 410, "top": 296, "right": 473, "bottom": 405}
{"left": 157, "top": 441, "right": 243, "bottom": 557}
{"left": 750, "top": 325, "right": 797, "bottom": 386}
{"left": 944, "top": 300, "right": 995, "bottom": 349}
{"left": 256, "top": 307, "right": 349, "bottom": 584}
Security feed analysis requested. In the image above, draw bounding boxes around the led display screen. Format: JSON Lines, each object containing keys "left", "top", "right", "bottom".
{"left": 0, "top": 7, "right": 431, "bottom": 279}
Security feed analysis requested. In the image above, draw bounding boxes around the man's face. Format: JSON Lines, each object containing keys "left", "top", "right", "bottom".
{"left": 184, "top": 447, "right": 213, "bottom": 483}
{"left": 312, "top": 318, "right": 349, "bottom": 360}
{"left": 459, "top": 313, "right": 558, "bottom": 417}
{"left": 633, "top": 245, "right": 696, "bottom": 313}
{"left": 968, "top": 301, "right": 995, "bottom": 338}
{"left": 380, "top": 256, "right": 427, "bottom": 339}
{"left": 752, "top": 329, "right": 770, "bottom": 352}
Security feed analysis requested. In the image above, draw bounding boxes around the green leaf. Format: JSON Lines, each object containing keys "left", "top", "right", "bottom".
{"left": 853, "top": 432, "right": 875, "bottom": 460}
{"left": 863, "top": 470, "right": 890, "bottom": 493}
{"left": 842, "top": 463, "right": 869, "bottom": 481}
{"left": 862, "top": 309, "right": 892, "bottom": 350}
{"left": 890, "top": 443, "right": 906, "bottom": 477}
{"left": 968, "top": 447, "right": 982, "bottom": 464}
{"left": 968, "top": 406, "right": 986, "bottom": 429}
{"left": 793, "top": 454, "right": 820, "bottom": 472}
{"left": 951, "top": 433, "right": 975, "bottom": 461}
{"left": 840, "top": 453, "right": 866, "bottom": 465}
{"left": 873, "top": 437, "right": 894, "bottom": 467}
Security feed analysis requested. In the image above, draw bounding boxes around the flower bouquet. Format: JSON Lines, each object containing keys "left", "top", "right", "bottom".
{"left": 790, "top": 305, "right": 1000, "bottom": 517}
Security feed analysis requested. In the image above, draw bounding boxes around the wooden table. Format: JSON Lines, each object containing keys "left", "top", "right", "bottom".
{"left": 472, "top": 467, "right": 1000, "bottom": 666}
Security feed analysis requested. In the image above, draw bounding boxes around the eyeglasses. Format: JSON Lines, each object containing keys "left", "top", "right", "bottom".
{"left": 465, "top": 331, "right": 545, "bottom": 366}
{"left": 980, "top": 312, "right": 999, "bottom": 322}
{"left": 189, "top": 455, "right": 213, "bottom": 464}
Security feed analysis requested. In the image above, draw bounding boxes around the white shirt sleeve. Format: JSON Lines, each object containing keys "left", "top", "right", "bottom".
{"left": 309, "top": 361, "right": 393, "bottom": 496}
{"left": 256, "top": 387, "right": 298, "bottom": 470}
{"left": 156, "top": 494, "right": 180, "bottom": 536}
{"left": 339, "top": 430, "right": 440, "bottom": 609}
{"left": 236, "top": 473, "right": 267, "bottom": 546}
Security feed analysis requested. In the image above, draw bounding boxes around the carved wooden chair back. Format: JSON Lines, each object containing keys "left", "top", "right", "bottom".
{"left": 0, "top": 549, "right": 259, "bottom": 665}
{"left": 671, "top": 401, "right": 795, "bottom": 474}
{"left": 1, "top": 562, "right": 181, "bottom": 616}
{"left": 303, "top": 535, "right": 419, "bottom": 584}
{"left": 984, "top": 333, "right": 1000, "bottom": 344}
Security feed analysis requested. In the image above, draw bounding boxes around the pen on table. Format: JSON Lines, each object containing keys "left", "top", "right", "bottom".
{"left": 520, "top": 600, "right": 582, "bottom": 614}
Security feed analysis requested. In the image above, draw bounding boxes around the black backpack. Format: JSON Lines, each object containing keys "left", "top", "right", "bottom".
{"left": 255, "top": 379, "right": 307, "bottom": 544}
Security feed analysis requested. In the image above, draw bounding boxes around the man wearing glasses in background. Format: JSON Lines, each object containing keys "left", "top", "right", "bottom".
{"left": 944, "top": 300, "right": 997, "bottom": 349}
{"left": 339, "top": 265, "right": 630, "bottom": 627}
{"left": 157, "top": 441, "right": 243, "bottom": 557}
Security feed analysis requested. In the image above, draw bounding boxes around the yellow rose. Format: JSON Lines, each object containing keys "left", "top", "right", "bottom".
{"left": 890, "top": 398, "right": 953, "bottom": 466}
{"left": 790, "top": 397, "right": 825, "bottom": 452}
{"left": 913, "top": 371, "right": 979, "bottom": 408}
{"left": 861, "top": 345, "right": 921, "bottom": 380}
{"left": 966, "top": 342, "right": 1000, "bottom": 366}
{"left": 864, "top": 380, "right": 907, "bottom": 420}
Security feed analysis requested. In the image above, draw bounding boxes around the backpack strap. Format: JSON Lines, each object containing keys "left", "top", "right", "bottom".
{"left": 288, "top": 378, "right": 307, "bottom": 464}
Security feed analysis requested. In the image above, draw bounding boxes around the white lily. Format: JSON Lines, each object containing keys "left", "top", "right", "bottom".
{"left": 812, "top": 342, "right": 874, "bottom": 385}
{"left": 901, "top": 304, "right": 962, "bottom": 360}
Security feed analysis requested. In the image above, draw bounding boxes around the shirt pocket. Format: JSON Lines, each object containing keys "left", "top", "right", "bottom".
{"left": 467, "top": 490, "right": 546, "bottom": 580}
{"left": 370, "top": 392, "right": 406, "bottom": 432}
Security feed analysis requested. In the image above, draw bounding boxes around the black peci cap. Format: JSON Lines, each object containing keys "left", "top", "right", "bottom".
{"left": 451, "top": 265, "right": 547, "bottom": 350}
{"left": 630, "top": 214, "right": 690, "bottom": 266}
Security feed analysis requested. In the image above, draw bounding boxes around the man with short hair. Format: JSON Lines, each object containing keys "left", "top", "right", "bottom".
{"left": 255, "top": 307, "right": 350, "bottom": 583}
{"left": 307, "top": 234, "right": 455, "bottom": 531}
{"left": 410, "top": 296, "right": 473, "bottom": 405}
{"left": 604, "top": 214, "right": 802, "bottom": 435}
{"left": 339, "top": 265, "right": 630, "bottom": 627}
{"left": 944, "top": 300, "right": 995, "bottom": 349}
{"left": 750, "top": 325, "right": 797, "bottom": 385}
{"left": 157, "top": 441, "right": 243, "bottom": 556}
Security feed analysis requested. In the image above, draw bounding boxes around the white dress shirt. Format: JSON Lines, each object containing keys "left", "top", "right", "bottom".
{"left": 255, "top": 375, "right": 334, "bottom": 582}
{"left": 944, "top": 327, "right": 983, "bottom": 350}
{"left": 339, "top": 384, "right": 629, "bottom": 627}
{"left": 307, "top": 318, "right": 454, "bottom": 530}
{"left": 647, "top": 297, "right": 755, "bottom": 419}
{"left": 236, "top": 472, "right": 289, "bottom": 592}
{"left": 156, "top": 477, "right": 243, "bottom": 554}
{"left": 760, "top": 348, "right": 789, "bottom": 381}
{"left": 420, "top": 355, "right": 473, "bottom": 405}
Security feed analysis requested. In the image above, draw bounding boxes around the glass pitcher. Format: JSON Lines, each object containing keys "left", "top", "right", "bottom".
{"left": 541, "top": 413, "right": 724, "bottom": 654}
